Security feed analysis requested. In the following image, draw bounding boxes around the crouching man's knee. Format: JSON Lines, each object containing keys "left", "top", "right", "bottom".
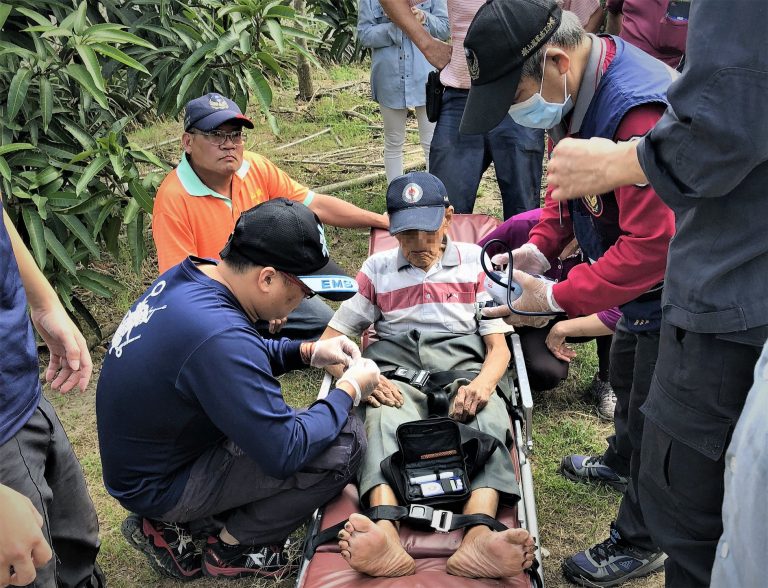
{"left": 304, "top": 414, "right": 367, "bottom": 491}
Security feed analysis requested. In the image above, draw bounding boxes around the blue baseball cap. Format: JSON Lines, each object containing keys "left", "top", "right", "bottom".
{"left": 386, "top": 172, "right": 451, "bottom": 235}
{"left": 183, "top": 93, "right": 254, "bottom": 132}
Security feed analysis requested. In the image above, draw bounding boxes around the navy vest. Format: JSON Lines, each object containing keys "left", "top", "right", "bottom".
{"left": 568, "top": 37, "right": 674, "bottom": 332}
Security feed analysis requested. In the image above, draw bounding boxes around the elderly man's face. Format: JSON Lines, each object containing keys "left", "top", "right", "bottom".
{"left": 182, "top": 121, "right": 245, "bottom": 178}
{"left": 394, "top": 207, "right": 453, "bottom": 270}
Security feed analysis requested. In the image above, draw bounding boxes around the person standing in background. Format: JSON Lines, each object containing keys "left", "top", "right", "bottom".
{"left": 358, "top": 0, "right": 449, "bottom": 183}
{"left": 559, "top": 0, "right": 605, "bottom": 33}
{"left": 380, "top": 0, "right": 546, "bottom": 220}
{"left": 605, "top": 0, "right": 688, "bottom": 69}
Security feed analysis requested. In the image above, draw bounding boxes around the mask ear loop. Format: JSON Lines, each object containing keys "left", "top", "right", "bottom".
{"left": 540, "top": 47, "right": 570, "bottom": 104}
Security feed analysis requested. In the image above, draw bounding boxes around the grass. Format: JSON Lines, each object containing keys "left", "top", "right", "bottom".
{"left": 46, "top": 63, "right": 662, "bottom": 587}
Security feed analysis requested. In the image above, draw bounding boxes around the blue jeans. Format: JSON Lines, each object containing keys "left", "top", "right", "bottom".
{"left": 429, "top": 88, "right": 545, "bottom": 219}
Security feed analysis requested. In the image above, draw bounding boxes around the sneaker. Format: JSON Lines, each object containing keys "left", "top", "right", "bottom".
{"left": 591, "top": 374, "right": 617, "bottom": 421}
{"left": 121, "top": 514, "right": 202, "bottom": 581}
{"left": 559, "top": 455, "right": 629, "bottom": 492}
{"left": 203, "top": 535, "right": 297, "bottom": 579}
{"left": 562, "top": 525, "right": 666, "bottom": 587}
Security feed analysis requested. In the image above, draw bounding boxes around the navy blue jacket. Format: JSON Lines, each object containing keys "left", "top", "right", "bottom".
{"left": 638, "top": 0, "right": 768, "bottom": 341}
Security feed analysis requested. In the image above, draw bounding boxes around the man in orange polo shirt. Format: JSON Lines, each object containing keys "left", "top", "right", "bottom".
{"left": 153, "top": 93, "right": 389, "bottom": 339}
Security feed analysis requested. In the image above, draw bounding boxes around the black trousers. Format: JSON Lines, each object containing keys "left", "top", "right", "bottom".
{"left": 0, "top": 396, "right": 102, "bottom": 588}
{"left": 639, "top": 321, "right": 763, "bottom": 587}
{"left": 599, "top": 318, "right": 660, "bottom": 550}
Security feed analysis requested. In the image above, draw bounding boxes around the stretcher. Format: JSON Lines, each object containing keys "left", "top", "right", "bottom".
{"left": 296, "top": 214, "right": 542, "bottom": 587}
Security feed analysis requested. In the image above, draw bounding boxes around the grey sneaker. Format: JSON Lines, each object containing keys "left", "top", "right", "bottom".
{"left": 591, "top": 374, "right": 616, "bottom": 421}
{"left": 560, "top": 455, "right": 629, "bottom": 492}
{"left": 562, "top": 524, "right": 666, "bottom": 587}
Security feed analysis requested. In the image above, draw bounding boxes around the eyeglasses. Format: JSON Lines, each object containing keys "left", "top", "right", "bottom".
{"left": 279, "top": 271, "right": 316, "bottom": 299}
{"left": 188, "top": 129, "right": 246, "bottom": 146}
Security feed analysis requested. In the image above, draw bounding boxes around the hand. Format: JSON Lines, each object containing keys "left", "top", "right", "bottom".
{"left": 411, "top": 7, "right": 427, "bottom": 25}
{"left": 338, "top": 358, "right": 381, "bottom": 404}
{"left": 310, "top": 335, "right": 362, "bottom": 368}
{"left": 491, "top": 243, "right": 550, "bottom": 274}
{"left": 30, "top": 305, "right": 92, "bottom": 393}
{"left": 268, "top": 317, "right": 287, "bottom": 334}
{"left": 547, "top": 137, "right": 646, "bottom": 201}
{"left": 482, "top": 270, "right": 557, "bottom": 328}
{"left": 366, "top": 375, "right": 404, "bottom": 408}
{"left": 545, "top": 321, "right": 578, "bottom": 362}
{"left": 450, "top": 379, "right": 494, "bottom": 422}
{"left": 0, "top": 485, "right": 52, "bottom": 587}
{"left": 424, "top": 38, "right": 452, "bottom": 70}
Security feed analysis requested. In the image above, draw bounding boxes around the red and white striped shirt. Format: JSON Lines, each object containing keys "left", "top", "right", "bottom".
{"left": 329, "top": 239, "right": 512, "bottom": 338}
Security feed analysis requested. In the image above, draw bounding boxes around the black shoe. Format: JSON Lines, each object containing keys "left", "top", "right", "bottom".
{"left": 203, "top": 535, "right": 297, "bottom": 579}
{"left": 560, "top": 454, "right": 629, "bottom": 492}
{"left": 121, "top": 514, "right": 202, "bottom": 581}
{"left": 562, "top": 525, "right": 666, "bottom": 587}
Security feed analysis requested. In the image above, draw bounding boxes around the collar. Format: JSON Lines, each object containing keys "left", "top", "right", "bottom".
{"left": 397, "top": 236, "right": 460, "bottom": 271}
{"left": 568, "top": 34, "right": 608, "bottom": 136}
{"left": 176, "top": 153, "right": 251, "bottom": 202}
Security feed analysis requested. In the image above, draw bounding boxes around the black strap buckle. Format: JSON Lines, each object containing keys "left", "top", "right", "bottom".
{"left": 393, "top": 367, "right": 430, "bottom": 389}
{"left": 407, "top": 504, "right": 453, "bottom": 533}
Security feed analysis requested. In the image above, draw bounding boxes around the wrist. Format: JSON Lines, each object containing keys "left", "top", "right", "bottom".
{"left": 300, "top": 342, "right": 316, "bottom": 365}
{"left": 336, "top": 379, "right": 360, "bottom": 406}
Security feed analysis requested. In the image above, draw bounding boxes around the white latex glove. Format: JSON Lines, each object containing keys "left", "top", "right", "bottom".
{"left": 482, "top": 270, "right": 560, "bottom": 328}
{"left": 491, "top": 243, "right": 551, "bottom": 275}
{"left": 310, "top": 336, "right": 361, "bottom": 369}
{"left": 337, "top": 358, "right": 381, "bottom": 406}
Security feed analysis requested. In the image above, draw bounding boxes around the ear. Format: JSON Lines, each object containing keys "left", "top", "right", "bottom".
{"left": 548, "top": 48, "right": 571, "bottom": 76}
{"left": 181, "top": 132, "right": 194, "bottom": 154}
{"left": 256, "top": 266, "right": 277, "bottom": 294}
{"left": 443, "top": 206, "right": 454, "bottom": 227}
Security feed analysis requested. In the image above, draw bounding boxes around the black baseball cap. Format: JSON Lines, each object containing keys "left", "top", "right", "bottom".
{"left": 220, "top": 199, "right": 358, "bottom": 301}
{"left": 460, "top": 0, "right": 562, "bottom": 135}
{"left": 184, "top": 93, "right": 254, "bottom": 132}
{"left": 386, "top": 172, "right": 450, "bottom": 235}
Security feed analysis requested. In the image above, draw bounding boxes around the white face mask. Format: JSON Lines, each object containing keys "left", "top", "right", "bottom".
{"left": 508, "top": 50, "right": 573, "bottom": 129}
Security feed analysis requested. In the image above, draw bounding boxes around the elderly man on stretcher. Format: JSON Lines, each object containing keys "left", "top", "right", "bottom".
{"left": 319, "top": 172, "right": 537, "bottom": 579}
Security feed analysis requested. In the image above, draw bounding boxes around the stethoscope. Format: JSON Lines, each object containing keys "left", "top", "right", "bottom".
{"left": 480, "top": 239, "right": 566, "bottom": 317}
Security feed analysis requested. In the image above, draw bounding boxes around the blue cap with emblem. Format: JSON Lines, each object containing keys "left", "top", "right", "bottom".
{"left": 386, "top": 172, "right": 451, "bottom": 236}
{"left": 183, "top": 93, "right": 255, "bottom": 132}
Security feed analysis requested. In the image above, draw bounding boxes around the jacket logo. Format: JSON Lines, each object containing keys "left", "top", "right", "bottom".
{"left": 582, "top": 194, "right": 603, "bottom": 217}
{"left": 110, "top": 281, "right": 167, "bottom": 358}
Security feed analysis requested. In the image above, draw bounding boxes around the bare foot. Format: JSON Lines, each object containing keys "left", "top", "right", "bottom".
{"left": 446, "top": 526, "right": 536, "bottom": 578}
{"left": 337, "top": 513, "right": 416, "bottom": 577}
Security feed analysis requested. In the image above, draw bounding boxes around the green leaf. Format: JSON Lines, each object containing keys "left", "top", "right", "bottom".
{"left": 126, "top": 213, "right": 146, "bottom": 274}
{"left": 91, "top": 43, "right": 149, "bottom": 74}
{"left": 265, "top": 5, "right": 295, "bottom": 18}
{"left": 0, "top": 41, "right": 35, "bottom": 59}
{"left": 171, "top": 40, "right": 217, "bottom": 87}
{"left": 214, "top": 29, "right": 240, "bottom": 56}
{"left": 60, "top": 119, "right": 97, "bottom": 150}
{"left": 86, "top": 29, "right": 156, "bottom": 49}
{"left": 266, "top": 19, "right": 284, "bottom": 53}
{"left": 78, "top": 268, "right": 123, "bottom": 292}
{"left": 75, "top": 155, "right": 109, "bottom": 195}
{"left": 13, "top": 6, "right": 51, "bottom": 26}
{"left": 76, "top": 273, "right": 113, "bottom": 298}
{"left": 70, "top": 297, "right": 102, "bottom": 339}
{"left": 21, "top": 207, "right": 47, "bottom": 270}
{"left": 122, "top": 198, "right": 140, "bottom": 225}
{"left": 0, "top": 4, "right": 12, "bottom": 29}
{"left": 256, "top": 51, "right": 283, "bottom": 76}
{"left": 66, "top": 64, "right": 109, "bottom": 109}
{"left": 75, "top": 44, "right": 106, "bottom": 92}
{"left": 44, "top": 227, "right": 77, "bottom": 275}
{"left": 7, "top": 68, "right": 32, "bottom": 121}
{"left": 0, "top": 143, "right": 34, "bottom": 156}
{"left": 92, "top": 198, "right": 117, "bottom": 235}
{"left": 101, "top": 215, "right": 120, "bottom": 260}
{"left": 56, "top": 213, "right": 101, "bottom": 257}
{"left": 0, "top": 156, "right": 9, "bottom": 182}
{"left": 246, "top": 69, "right": 272, "bottom": 110}
{"left": 39, "top": 78, "right": 53, "bottom": 132}
{"left": 128, "top": 179, "right": 153, "bottom": 214}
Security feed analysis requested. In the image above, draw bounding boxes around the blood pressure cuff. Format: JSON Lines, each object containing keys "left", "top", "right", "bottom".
{"left": 380, "top": 417, "right": 503, "bottom": 509}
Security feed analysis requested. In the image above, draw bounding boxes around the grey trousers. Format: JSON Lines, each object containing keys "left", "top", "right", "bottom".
{"left": 161, "top": 414, "right": 366, "bottom": 544}
{"left": 358, "top": 331, "right": 520, "bottom": 505}
{"left": 0, "top": 396, "right": 101, "bottom": 588}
